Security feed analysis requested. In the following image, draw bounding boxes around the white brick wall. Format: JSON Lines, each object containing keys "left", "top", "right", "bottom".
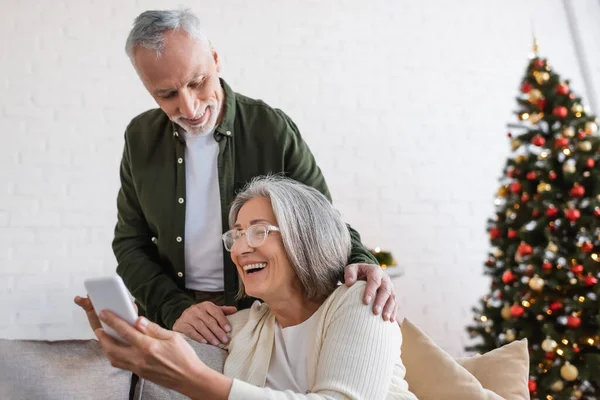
{"left": 1, "top": 0, "right": 598, "bottom": 356}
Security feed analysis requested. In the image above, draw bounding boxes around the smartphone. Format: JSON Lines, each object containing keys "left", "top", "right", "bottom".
{"left": 83, "top": 274, "right": 138, "bottom": 344}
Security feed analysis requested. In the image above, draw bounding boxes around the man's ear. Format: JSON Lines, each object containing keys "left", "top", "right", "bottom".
{"left": 212, "top": 47, "right": 221, "bottom": 74}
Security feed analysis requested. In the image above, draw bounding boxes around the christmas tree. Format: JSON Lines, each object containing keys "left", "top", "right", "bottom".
{"left": 466, "top": 39, "right": 600, "bottom": 400}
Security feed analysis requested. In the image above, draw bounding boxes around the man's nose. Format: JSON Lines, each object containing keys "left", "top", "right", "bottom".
{"left": 178, "top": 89, "right": 198, "bottom": 119}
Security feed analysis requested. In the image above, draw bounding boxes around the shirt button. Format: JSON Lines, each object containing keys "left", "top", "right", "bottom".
{"left": 151, "top": 237, "right": 157, "bottom": 243}
{"left": 226, "top": 130, "right": 231, "bottom": 136}
{"left": 178, "top": 198, "right": 184, "bottom": 204}
{"left": 178, "top": 158, "right": 183, "bottom": 164}
{"left": 176, "top": 236, "right": 182, "bottom": 243}
{"left": 177, "top": 272, "right": 183, "bottom": 278}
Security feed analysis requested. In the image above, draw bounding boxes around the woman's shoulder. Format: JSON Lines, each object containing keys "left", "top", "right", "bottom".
{"left": 325, "top": 281, "right": 368, "bottom": 307}
{"left": 226, "top": 301, "right": 271, "bottom": 332}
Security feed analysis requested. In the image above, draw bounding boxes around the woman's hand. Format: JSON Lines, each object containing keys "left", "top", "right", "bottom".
{"left": 74, "top": 295, "right": 138, "bottom": 333}
{"left": 74, "top": 295, "right": 102, "bottom": 331}
{"left": 173, "top": 301, "right": 237, "bottom": 346}
{"left": 95, "top": 310, "right": 217, "bottom": 397}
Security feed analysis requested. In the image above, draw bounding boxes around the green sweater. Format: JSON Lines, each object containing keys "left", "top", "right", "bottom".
{"left": 113, "top": 79, "right": 377, "bottom": 329}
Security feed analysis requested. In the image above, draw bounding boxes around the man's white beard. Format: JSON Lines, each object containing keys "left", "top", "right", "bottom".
{"left": 174, "top": 104, "right": 219, "bottom": 136}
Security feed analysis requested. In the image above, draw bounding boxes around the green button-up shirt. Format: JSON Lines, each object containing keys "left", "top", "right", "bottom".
{"left": 113, "top": 79, "right": 377, "bottom": 329}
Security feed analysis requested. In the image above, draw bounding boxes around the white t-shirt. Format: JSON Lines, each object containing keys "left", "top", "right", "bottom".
{"left": 181, "top": 131, "right": 224, "bottom": 291}
{"left": 265, "top": 309, "right": 322, "bottom": 393}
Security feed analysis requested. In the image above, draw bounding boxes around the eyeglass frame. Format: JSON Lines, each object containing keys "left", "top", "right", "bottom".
{"left": 221, "top": 224, "right": 280, "bottom": 252}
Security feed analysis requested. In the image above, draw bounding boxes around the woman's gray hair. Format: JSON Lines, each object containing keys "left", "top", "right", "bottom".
{"left": 229, "top": 175, "right": 351, "bottom": 301}
{"left": 125, "top": 8, "right": 210, "bottom": 63}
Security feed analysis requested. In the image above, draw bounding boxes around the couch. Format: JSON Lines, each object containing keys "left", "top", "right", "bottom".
{"left": 0, "top": 318, "right": 530, "bottom": 399}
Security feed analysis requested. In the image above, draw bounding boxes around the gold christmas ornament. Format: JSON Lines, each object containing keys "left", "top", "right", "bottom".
{"left": 573, "top": 389, "right": 583, "bottom": 399}
{"left": 529, "top": 89, "right": 543, "bottom": 102}
{"left": 511, "top": 139, "right": 521, "bottom": 150}
{"left": 563, "top": 163, "right": 576, "bottom": 174}
{"left": 515, "top": 155, "right": 527, "bottom": 164}
{"left": 529, "top": 113, "right": 543, "bottom": 124}
{"left": 551, "top": 380, "right": 565, "bottom": 392}
{"left": 547, "top": 242, "right": 558, "bottom": 252}
{"left": 529, "top": 275, "right": 545, "bottom": 291}
{"left": 535, "top": 71, "right": 550, "bottom": 84}
{"left": 579, "top": 141, "right": 592, "bottom": 152}
{"left": 570, "top": 278, "right": 578, "bottom": 285}
{"left": 537, "top": 182, "right": 551, "bottom": 193}
{"left": 542, "top": 337, "right": 558, "bottom": 352}
{"left": 505, "top": 329, "right": 516, "bottom": 342}
{"left": 562, "top": 126, "right": 575, "bottom": 138}
{"left": 493, "top": 249, "right": 504, "bottom": 258}
{"left": 585, "top": 121, "right": 598, "bottom": 135}
{"left": 560, "top": 362, "right": 579, "bottom": 381}
{"left": 497, "top": 186, "right": 508, "bottom": 197}
{"left": 572, "top": 104, "right": 584, "bottom": 113}
{"left": 501, "top": 305, "right": 512, "bottom": 320}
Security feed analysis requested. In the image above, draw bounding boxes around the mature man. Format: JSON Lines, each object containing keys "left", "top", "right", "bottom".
{"left": 114, "top": 8, "right": 397, "bottom": 344}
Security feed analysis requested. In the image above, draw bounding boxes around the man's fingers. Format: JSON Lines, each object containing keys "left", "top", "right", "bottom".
{"left": 219, "top": 305, "right": 238, "bottom": 316}
{"left": 372, "top": 280, "right": 392, "bottom": 315}
{"left": 175, "top": 324, "right": 208, "bottom": 344}
{"left": 381, "top": 294, "right": 397, "bottom": 322}
{"left": 206, "top": 304, "right": 233, "bottom": 334}
{"left": 343, "top": 264, "right": 359, "bottom": 286}
{"left": 193, "top": 317, "right": 224, "bottom": 346}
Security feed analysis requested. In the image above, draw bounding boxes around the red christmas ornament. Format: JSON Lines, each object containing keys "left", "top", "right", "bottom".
{"left": 508, "top": 229, "right": 518, "bottom": 239}
{"left": 502, "top": 270, "right": 516, "bottom": 284}
{"left": 586, "top": 158, "right": 595, "bottom": 168}
{"left": 518, "top": 243, "right": 533, "bottom": 256}
{"left": 510, "top": 305, "right": 525, "bottom": 318}
{"left": 510, "top": 182, "right": 522, "bottom": 194}
{"left": 582, "top": 242, "right": 594, "bottom": 252}
{"left": 545, "top": 207, "right": 558, "bottom": 218}
{"left": 569, "top": 93, "right": 575, "bottom": 99}
{"left": 594, "top": 208, "right": 600, "bottom": 217}
{"left": 543, "top": 261, "right": 553, "bottom": 272}
{"left": 537, "top": 98, "right": 547, "bottom": 110}
{"left": 571, "top": 264, "right": 584, "bottom": 275}
{"left": 578, "top": 131, "right": 587, "bottom": 140}
{"left": 528, "top": 380, "right": 537, "bottom": 393}
{"left": 485, "top": 258, "right": 496, "bottom": 267}
{"left": 490, "top": 228, "right": 502, "bottom": 240}
{"left": 584, "top": 275, "right": 598, "bottom": 286}
{"left": 545, "top": 352, "right": 556, "bottom": 360}
{"left": 553, "top": 106, "right": 568, "bottom": 118}
{"left": 521, "top": 193, "right": 530, "bottom": 202}
{"left": 555, "top": 137, "right": 569, "bottom": 148}
{"left": 507, "top": 132, "right": 513, "bottom": 138}
{"left": 549, "top": 171, "right": 557, "bottom": 180}
{"left": 549, "top": 301, "right": 562, "bottom": 311}
{"left": 567, "top": 316, "right": 581, "bottom": 328}
{"left": 570, "top": 184, "right": 585, "bottom": 198}
{"left": 574, "top": 346, "right": 581, "bottom": 353}
{"left": 526, "top": 171, "right": 538, "bottom": 180}
{"left": 556, "top": 83, "right": 569, "bottom": 95}
{"left": 531, "top": 135, "right": 545, "bottom": 147}
{"left": 534, "top": 59, "right": 545, "bottom": 68}
{"left": 565, "top": 209, "right": 581, "bottom": 222}
{"left": 532, "top": 209, "right": 540, "bottom": 218}
{"left": 506, "top": 169, "right": 514, "bottom": 178}
{"left": 521, "top": 82, "right": 532, "bottom": 93}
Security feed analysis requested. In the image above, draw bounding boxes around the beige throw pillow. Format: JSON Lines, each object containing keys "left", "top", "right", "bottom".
{"left": 400, "top": 318, "right": 505, "bottom": 399}
{"left": 456, "top": 339, "right": 530, "bottom": 400}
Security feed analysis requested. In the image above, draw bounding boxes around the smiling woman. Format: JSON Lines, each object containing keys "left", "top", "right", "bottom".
{"left": 77, "top": 176, "right": 417, "bottom": 399}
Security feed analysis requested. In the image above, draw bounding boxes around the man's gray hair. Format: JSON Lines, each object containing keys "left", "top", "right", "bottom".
{"left": 229, "top": 175, "right": 351, "bottom": 301}
{"left": 125, "top": 8, "right": 210, "bottom": 62}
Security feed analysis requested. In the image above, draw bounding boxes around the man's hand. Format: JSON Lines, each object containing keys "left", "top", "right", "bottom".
{"left": 172, "top": 302, "right": 237, "bottom": 346}
{"left": 344, "top": 263, "right": 398, "bottom": 322}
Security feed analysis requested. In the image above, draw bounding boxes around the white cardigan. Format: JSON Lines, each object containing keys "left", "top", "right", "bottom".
{"left": 222, "top": 282, "right": 418, "bottom": 399}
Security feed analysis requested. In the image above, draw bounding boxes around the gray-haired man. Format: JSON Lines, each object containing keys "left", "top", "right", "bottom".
{"left": 113, "top": 8, "right": 398, "bottom": 345}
